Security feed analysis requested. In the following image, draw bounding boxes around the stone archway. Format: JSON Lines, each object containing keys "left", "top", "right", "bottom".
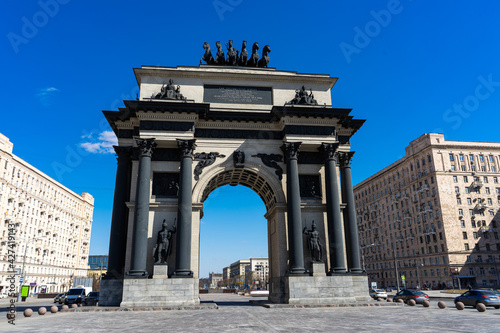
{"left": 100, "top": 64, "right": 370, "bottom": 307}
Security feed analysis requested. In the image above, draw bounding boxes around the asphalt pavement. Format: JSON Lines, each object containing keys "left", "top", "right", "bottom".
{"left": 2, "top": 293, "right": 500, "bottom": 332}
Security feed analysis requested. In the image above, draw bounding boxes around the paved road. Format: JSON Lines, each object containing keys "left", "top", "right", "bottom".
{"left": 2, "top": 294, "right": 500, "bottom": 332}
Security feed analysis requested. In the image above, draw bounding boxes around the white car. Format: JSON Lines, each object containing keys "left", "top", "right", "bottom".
{"left": 369, "top": 289, "right": 388, "bottom": 299}
{"left": 0, "top": 293, "right": 9, "bottom": 299}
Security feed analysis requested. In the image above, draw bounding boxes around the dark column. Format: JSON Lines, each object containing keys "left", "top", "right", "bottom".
{"left": 173, "top": 139, "right": 196, "bottom": 278}
{"left": 127, "top": 138, "right": 156, "bottom": 277}
{"left": 106, "top": 146, "right": 132, "bottom": 279}
{"left": 281, "top": 142, "right": 307, "bottom": 275}
{"left": 320, "top": 143, "right": 346, "bottom": 274}
{"left": 339, "top": 152, "right": 363, "bottom": 273}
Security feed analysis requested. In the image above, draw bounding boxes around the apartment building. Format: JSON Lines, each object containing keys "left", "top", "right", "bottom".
{"left": 0, "top": 133, "right": 94, "bottom": 294}
{"left": 354, "top": 133, "right": 500, "bottom": 290}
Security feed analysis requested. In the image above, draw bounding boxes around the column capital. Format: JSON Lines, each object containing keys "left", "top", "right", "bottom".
{"left": 135, "top": 138, "right": 156, "bottom": 158}
{"left": 114, "top": 146, "right": 132, "bottom": 164}
{"left": 177, "top": 139, "right": 197, "bottom": 158}
{"left": 338, "top": 151, "right": 355, "bottom": 168}
{"left": 319, "top": 142, "right": 340, "bottom": 162}
{"left": 281, "top": 142, "right": 302, "bottom": 161}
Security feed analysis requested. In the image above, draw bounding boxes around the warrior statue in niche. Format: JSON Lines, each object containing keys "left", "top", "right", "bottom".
{"left": 153, "top": 219, "right": 177, "bottom": 264}
{"left": 303, "top": 221, "right": 323, "bottom": 262}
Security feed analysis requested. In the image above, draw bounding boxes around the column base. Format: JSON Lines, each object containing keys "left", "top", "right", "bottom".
{"left": 126, "top": 270, "right": 149, "bottom": 278}
{"left": 288, "top": 268, "right": 309, "bottom": 276}
{"left": 349, "top": 268, "right": 364, "bottom": 274}
{"left": 329, "top": 268, "right": 347, "bottom": 274}
{"left": 172, "top": 269, "right": 193, "bottom": 278}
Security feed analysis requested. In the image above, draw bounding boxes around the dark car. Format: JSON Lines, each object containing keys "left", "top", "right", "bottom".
{"left": 83, "top": 291, "right": 99, "bottom": 306}
{"left": 393, "top": 290, "right": 429, "bottom": 304}
{"left": 58, "top": 293, "right": 67, "bottom": 304}
{"left": 454, "top": 290, "right": 500, "bottom": 309}
{"left": 53, "top": 293, "right": 65, "bottom": 303}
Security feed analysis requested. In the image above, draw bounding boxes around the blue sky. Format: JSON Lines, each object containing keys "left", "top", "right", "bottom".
{"left": 2, "top": 0, "right": 500, "bottom": 277}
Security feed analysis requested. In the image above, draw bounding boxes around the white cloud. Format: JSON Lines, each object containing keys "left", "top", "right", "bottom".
{"left": 37, "top": 87, "right": 59, "bottom": 106}
{"left": 80, "top": 130, "right": 117, "bottom": 154}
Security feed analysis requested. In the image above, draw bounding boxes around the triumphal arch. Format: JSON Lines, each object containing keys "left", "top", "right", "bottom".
{"left": 100, "top": 42, "right": 370, "bottom": 306}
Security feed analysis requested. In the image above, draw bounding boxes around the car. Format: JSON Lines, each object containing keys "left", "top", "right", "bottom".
{"left": 393, "top": 290, "right": 429, "bottom": 304}
{"left": 53, "top": 293, "right": 65, "bottom": 303}
{"left": 64, "top": 288, "right": 87, "bottom": 305}
{"left": 369, "top": 289, "right": 388, "bottom": 299}
{"left": 0, "top": 292, "right": 8, "bottom": 299}
{"left": 58, "top": 293, "right": 67, "bottom": 304}
{"left": 83, "top": 291, "right": 99, "bottom": 306}
{"left": 454, "top": 290, "right": 500, "bottom": 309}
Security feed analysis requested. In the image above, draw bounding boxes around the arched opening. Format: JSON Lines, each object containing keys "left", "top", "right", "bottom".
{"left": 199, "top": 185, "right": 268, "bottom": 290}
{"left": 197, "top": 169, "right": 278, "bottom": 292}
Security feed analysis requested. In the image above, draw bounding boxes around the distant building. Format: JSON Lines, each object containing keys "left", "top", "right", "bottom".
{"left": 245, "top": 258, "right": 269, "bottom": 289}
{"left": 230, "top": 259, "right": 250, "bottom": 278}
{"left": 354, "top": 133, "right": 500, "bottom": 290}
{"left": 222, "top": 266, "right": 230, "bottom": 280}
{"left": 0, "top": 133, "right": 94, "bottom": 294}
{"left": 88, "top": 255, "right": 108, "bottom": 270}
{"left": 208, "top": 272, "right": 222, "bottom": 289}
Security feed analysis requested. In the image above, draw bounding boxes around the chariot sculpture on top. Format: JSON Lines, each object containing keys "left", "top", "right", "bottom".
{"left": 200, "top": 40, "right": 271, "bottom": 68}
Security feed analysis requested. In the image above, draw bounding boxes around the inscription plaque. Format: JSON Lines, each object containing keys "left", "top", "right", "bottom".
{"left": 204, "top": 84, "right": 272, "bottom": 105}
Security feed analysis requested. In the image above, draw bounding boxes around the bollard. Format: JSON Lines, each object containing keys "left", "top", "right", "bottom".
{"left": 476, "top": 303, "right": 486, "bottom": 312}
{"left": 50, "top": 305, "right": 58, "bottom": 313}
{"left": 408, "top": 299, "right": 416, "bottom": 306}
{"left": 24, "top": 308, "right": 33, "bottom": 317}
{"left": 38, "top": 307, "right": 47, "bottom": 315}
{"left": 437, "top": 301, "right": 446, "bottom": 309}
{"left": 455, "top": 302, "right": 465, "bottom": 310}
{"left": 422, "top": 300, "right": 430, "bottom": 307}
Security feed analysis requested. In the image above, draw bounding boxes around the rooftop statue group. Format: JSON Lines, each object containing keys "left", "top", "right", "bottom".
{"left": 201, "top": 40, "right": 271, "bottom": 68}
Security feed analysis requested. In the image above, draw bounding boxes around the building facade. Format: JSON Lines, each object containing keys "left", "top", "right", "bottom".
{"left": 88, "top": 255, "right": 108, "bottom": 270}
{"left": 208, "top": 272, "right": 222, "bottom": 289}
{"left": 354, "top": 133, "right": 500, "bottom": 290}
{"left": 245, "top": 257, "right": 269, "bottom": 289}
{"left": 0, "top": 133, "right": 94, "bottom": 294}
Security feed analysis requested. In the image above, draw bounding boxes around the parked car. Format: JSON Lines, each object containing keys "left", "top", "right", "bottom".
{"left": 454, "top": 290, "right": 500, "bottom": 309}
{"left": 58, "top": 293, "right": 67, "bottom": 304}
{"left": 393, "top": 290, "right": 429, "bottom": 304}
{"left": 0, "top": 292, "right": 8, "bottom": 299}
{"left": 65, "top": 288, "right": 86, "bottom": 305}
{"left": 83, "top": 291, "right": 99, "bottom": 306}
{"left": 53, "top": 293, "right": 65, "bottom": 303}
{"left": 369, "top": 289, "right": 388, "bottom": 299}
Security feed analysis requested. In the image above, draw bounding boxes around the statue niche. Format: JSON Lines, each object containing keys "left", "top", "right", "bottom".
{"left": 153, "top": 219, "right": 177, "bottom": 264}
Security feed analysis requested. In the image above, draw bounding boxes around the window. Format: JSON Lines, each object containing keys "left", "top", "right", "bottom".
{"left": 463, "top": 232, "right": 468, "bottom": 239}
{"left": 465, "top": 187, "right": 470, "bottom": 194}
{"left": 461, "top": 220, "right": 465, "bottom": 228}
{"left": 479, "top": 155, "right": 484, "bottom": 162}
{"left": 483, "top": 176, "right": 488, "bottom": 183}
{"left": 469, "top": 154, "right": 474, "bottom": 162}
{"left": 459, "top": 154, "right": 464, "bottom": 161}
{"left": 493, "top": 166, "right": 497, "bottom": 172}
{"left": 472, "top": 220, "right": 476, "bottom": 228}
{"left": 494, "top": 177, "right": 498, "bottom": 184}
{"left": 463, "top": 176, "right": 468, "bottom": 183}
{"left": 489, "top": 155, "right": 494, "bottom": 162}
{"left": 453, "top": 176, "right": 458, "bottom": 183}
{"left": 473, "top": 232, "right": 478, "bottom": 239}
{"left": 461, "top": 165, "right": 466, "bottom": 171}
{"left": 459, "top": 209, "right": 463, "bottom": 216}
{"left": 449, "top": 154, "right": 454, "bottom": 161}
{"left": 467, "top": 198, "right": 472, "bottom": 205}
{"left": 455, "top": 186, "right": 460, "bottom": 193}
{"left": 451, "top": 165, "right": 456, "bottom": 171}
{"left": 486, "top": 187, "right": 490, "bottom": 194}
{"left": 465, "top": 243, "right": 470, "bottom": 250}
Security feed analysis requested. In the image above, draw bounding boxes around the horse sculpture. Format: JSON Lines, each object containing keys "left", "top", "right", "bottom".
{"left": 200, "top": 42, "right": 214, "bottom": 65}
{"left": 238, "top": 40, "right": 248, "bottom": 66}
{"left": 247, "top": 42, "right": 259, "bottom": 67}
{"left": 258, "top": 45, "right": 271, "bottom": 68}
{"left": 225, "top": 40, "right": 239, "bottom": 66}
{"left": 215, "top": 41, "right": 225, "bottom": 65}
